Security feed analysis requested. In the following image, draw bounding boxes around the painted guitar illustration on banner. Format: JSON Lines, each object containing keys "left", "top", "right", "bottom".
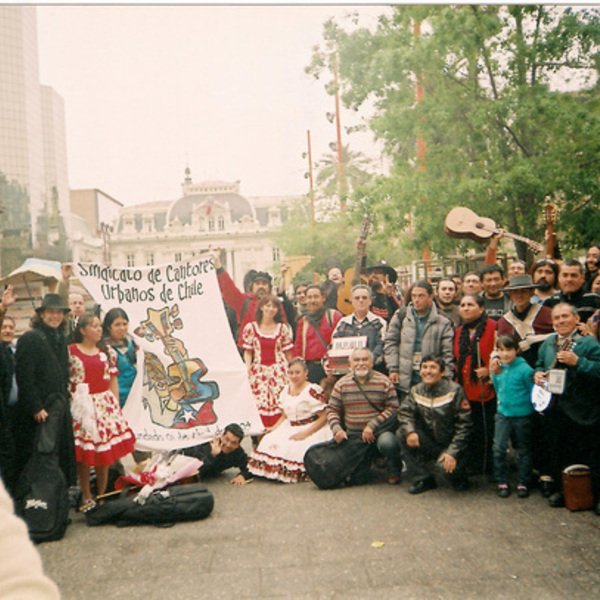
{"left": 444, "top": 207, "right": 544, "bottom": 255}
{"left": 134, "top": 305, "right": 220, "bottom": 429}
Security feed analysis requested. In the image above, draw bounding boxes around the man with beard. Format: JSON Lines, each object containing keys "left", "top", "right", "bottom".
{"left": 434, "top": 278, "right": 461, "bottom": 328}
{"left": 293, "top": 284, "right": 342, "bottom": 384}
{"left": 531, "top": 259, "right": 559, "bottom": 304}
{"left": 543, "top": 260, "right": 600, "bottom": 324}
{"left": 366, "top": 260, "right": 402, "bottom": 323}
{"left": 213, "top": 251, "right": 288, "bottom": 350}
{"left": 327, "top": 348, "right": 402, "bottom": 484}
{"left": 398, "top": 355, "right": 472, "bottom": 494}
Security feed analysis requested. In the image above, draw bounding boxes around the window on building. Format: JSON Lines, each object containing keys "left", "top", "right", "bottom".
{"left": 218, "top": 215, "right": 225, "bottom": 230}
{"left": 175, "top": 252, "right": 182, "bottom": 262}
{"left": 126, "top": 254, "right": 135, "bottom": 267}
{"left": 208, "top": 219, "right": 215, "bottom": 232}
{"left": 147, "top": 253, "right": 154, "bottom": 266}
{"left": 273, "top": 247, "right": 281, "bottom": 262}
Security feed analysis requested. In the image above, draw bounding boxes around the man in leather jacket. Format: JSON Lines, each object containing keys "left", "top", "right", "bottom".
{"left": 398, "top": 355, "right": 472, "bottom": 494}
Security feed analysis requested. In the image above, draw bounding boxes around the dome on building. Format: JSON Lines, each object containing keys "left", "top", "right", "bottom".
{"left": 166, "top": 176, "right": 255, "bottom": 225}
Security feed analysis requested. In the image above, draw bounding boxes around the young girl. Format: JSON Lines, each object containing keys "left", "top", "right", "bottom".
{"left": 69, "top": 313, "right": 136, "bottom": 512}
{"left": 491, "top": 334, "right": 535, "bottom": 498}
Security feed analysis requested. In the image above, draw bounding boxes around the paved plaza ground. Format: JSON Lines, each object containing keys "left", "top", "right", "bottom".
{"left": 37, "top": 463, "right": 600, "bottom": 600}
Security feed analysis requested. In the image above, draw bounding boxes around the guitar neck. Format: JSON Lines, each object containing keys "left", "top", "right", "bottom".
{"left": 477, "top": 224, "right": 542, "bottom": 252}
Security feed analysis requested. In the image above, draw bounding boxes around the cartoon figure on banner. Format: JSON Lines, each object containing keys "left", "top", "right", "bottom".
{"left": 134, "top": 305, "right": 220, "bottom": 429}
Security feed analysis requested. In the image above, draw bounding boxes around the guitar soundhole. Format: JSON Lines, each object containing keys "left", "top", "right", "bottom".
{"left": 475, "top": 222, "right": 483, "bottom": 229}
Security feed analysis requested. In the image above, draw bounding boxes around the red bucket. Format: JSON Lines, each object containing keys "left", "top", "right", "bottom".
{"left": 562, "top": 464, "right": 594, "bottom": 511}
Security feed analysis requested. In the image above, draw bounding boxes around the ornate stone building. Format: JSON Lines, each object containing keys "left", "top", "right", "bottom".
{"left": 109, "top": 170, "right": 297, "bottom": 288}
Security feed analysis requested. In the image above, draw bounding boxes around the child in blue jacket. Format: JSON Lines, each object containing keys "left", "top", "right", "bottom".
{"left": 491, "top": 334, "right": 535, "bottom": 498}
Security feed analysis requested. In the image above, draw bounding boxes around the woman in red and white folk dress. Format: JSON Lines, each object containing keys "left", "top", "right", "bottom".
{"left": 248, "top": 358, "right": 332, "bottom": 482}
{"left": 69, "top": 313, "right": 136, "bottom": 512}
{"left": 242, "top": 295, "right": 293, "bottom": 428}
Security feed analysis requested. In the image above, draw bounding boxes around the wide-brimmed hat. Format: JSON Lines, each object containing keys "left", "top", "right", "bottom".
{"left": 505, "top": 275, "right": 540, "bottom": 291}
{"left": 366, "top": 260, "right": 397, "bottom": 284}
{"left": 35, "top": 293, "right": 70, "bottom": 314}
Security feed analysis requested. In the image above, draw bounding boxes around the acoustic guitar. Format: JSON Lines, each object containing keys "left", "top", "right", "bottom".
{"left": 444, "top": 207, "right": 544, "bottom": 254}
{"left": 336, "top": 217, "right": 372, "bottom": 315}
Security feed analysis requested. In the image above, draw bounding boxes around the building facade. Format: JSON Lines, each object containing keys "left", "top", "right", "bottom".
{"left": 110, "top": 170, "right": 295, "bottom": 288}
{"left": 0, "top": 6, "right": 70, "bottom": 275}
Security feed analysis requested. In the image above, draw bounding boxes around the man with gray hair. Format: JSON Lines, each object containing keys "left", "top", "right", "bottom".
{"left": 327, "top": 347, "right": 402, "bottom": 484}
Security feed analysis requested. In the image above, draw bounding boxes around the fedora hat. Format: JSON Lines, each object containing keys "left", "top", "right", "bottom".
{"left": 366, "top": 260, "right": 397, "bottom": 284}
{"left": 504, "top": 274, "right": 540, "bottom": 291}
{"left": 35, "top": 293, "right": 70, "bottom": 314}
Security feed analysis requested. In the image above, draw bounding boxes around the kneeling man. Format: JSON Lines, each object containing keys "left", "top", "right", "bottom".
{"left": 399, "top": 356, "right": 472, "bottom": 494}
{"left": 327, "top": 348, "right": 402, "bottom": 484}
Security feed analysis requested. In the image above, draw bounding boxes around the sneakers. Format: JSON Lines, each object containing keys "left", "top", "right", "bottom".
{"left": 517, "top": 485, "right": 530, "bottom": 499}
{"left": 497, "top": 484, "right": 510, "bottom": 498}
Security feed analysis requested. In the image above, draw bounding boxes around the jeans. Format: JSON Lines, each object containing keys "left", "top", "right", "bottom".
{"left": 493, "top": 413, "right": 533, "bottom": 486}
{"left": 400, "top": 426, "right": 467, "bottom": 486}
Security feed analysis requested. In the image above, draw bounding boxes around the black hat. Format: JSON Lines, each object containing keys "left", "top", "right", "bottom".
{"left": 366, "top": 260, "right": 397, "bottom": 284}
{"left": 35, "top": 293, "right": 70, "bottom": 314}
{"left": 248, "top": 271, "right": 272, "bottom": 286}
{"left": 504, "top": 275, "right": 540, "bottom": 291}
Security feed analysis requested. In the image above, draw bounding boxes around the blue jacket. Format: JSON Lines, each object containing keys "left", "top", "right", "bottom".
{"left": 491, "top": 356, "right": 534, "bottom": 417}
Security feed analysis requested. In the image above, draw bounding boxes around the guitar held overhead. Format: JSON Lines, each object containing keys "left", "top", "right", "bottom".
{"left": 444, "top": 207, "right": 543, "bottom": 254}
{"left": 336, "top": 217, "right": 372, "bottom": 315}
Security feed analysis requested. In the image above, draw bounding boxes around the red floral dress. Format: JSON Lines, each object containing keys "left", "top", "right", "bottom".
{"left": 69, "top": 345, "right": 136, "bottom": 466}
{"left": 242, "top": 322, "right": 293, "bottom": 427}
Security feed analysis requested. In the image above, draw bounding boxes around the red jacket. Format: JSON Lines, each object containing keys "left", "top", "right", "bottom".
{"left": 453, "top": 318, "right": 497, "bottom": 403}
{"left": 217, "top": 269, "right": 260, "bottom": 348}
{"left": 293, "top": 309, "right": 342, "bottom": 361}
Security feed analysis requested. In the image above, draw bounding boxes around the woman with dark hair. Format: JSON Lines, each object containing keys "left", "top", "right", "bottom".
{"left": 454, "top": 293, "right": 498, "bottom": 475}
{"left": 248, "top": 358, "right": 331, "bottom": 482}
{"left": 242, "top": 294, "right": 293, "bottom": 428}
{"left": 69, "top": 312, "right": 135, "bottom": 512}
{"left": 102, "top": 308, "right": 138, "bottom": 408}
{"left": 14, "top": 293, "right": 76, "bottom": 487}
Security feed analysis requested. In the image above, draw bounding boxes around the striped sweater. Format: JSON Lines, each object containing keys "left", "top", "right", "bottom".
{"left": 327, "top": 370, "right": 399, "bottom": 435}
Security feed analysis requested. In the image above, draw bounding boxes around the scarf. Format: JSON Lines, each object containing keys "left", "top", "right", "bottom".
{"left": 306, "top": 306, "right": 327, "bottom": 329}
{"left": 457, "top": 313, "right": 488, "bottom": 385}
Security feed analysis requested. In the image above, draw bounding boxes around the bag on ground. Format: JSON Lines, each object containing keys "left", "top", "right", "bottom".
{"left": 85, "top": 482, "right": 214, "bottom": 527}
{"left": 304, "top": 434, "right": 374, "bottom": 489}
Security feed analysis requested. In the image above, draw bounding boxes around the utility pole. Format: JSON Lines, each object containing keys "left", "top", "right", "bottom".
{"left": 306, "top": 129, "right": 315, "bottom": 228}
{"left": 332, "top": 53, "right": 346, "bottom": 211}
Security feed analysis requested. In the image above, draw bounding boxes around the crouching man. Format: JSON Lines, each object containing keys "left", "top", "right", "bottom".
{"left": 399, "top": 356, "right": 472, "bottom": 494}
{"left": 327, "top": 348, "right": 402, "bottom": 485}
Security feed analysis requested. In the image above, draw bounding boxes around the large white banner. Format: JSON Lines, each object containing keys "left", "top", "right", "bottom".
{"left": 74, "top": 256, "right": 263, "bottom": 451}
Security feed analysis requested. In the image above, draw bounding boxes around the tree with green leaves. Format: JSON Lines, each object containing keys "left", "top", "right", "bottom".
{"left": 315, "top": 143, "right": 373, "bottom": 206}
{"left": 307, "top": 5, "right": 600, "bottom": 259}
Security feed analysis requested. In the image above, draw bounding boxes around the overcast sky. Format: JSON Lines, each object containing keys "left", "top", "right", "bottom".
{"left": 36, "top": 5, "right": 389, "bottom": 206}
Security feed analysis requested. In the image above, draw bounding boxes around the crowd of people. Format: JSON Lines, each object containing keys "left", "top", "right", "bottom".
{"left": 1, "top": 241, "right": 600, "bottom": 539}
{"left": 211, "top": 241, "right": 600, "bottom": 515}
